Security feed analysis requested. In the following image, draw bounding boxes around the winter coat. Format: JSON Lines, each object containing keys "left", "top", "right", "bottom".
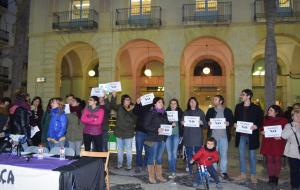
{"left": 234, "top": 102, "right": 264, "bottom": 150}
{"left": 41, "top": 110, "right": 51, "bottom": 144}
{"left": 47, "top": 108, "right": 67, "bottom": 141}
{"left": 260, "top": 116, "right": 288, "bottom": 156}
{"left": 133, "top": 103, "right": 152, "bottom": 133}
{"left": 206, "top": 107, "right": 234, "bottom": 142}
{"left": 282, "top": 122, "right": 300, "bottom": 159}
{"left": 66, "top": 112, "right": 84, "bottom": 142}
{"left": 192, "top": 146, "right": 219, "bottom": 166}
{"left": 166, "top": 107, "right": 184, "bottom": 137}
{"left": 10, "top": 106, "right": 30, "bottom": 139}
{"left": 144, "top": 108, "right": 169, "bottom": 142}
{"left": 81, "top": 106, "right": 104, "bottom": 136}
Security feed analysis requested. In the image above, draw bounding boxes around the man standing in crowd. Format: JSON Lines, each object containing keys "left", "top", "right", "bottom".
{"left": 206, "top": 95, "right": 234, "bottom": 180}
{"left": 234, "top": 89, "right": 263, "bottom": 183}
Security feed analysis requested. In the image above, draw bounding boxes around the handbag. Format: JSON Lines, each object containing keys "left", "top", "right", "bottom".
{"left": 290, "top": 122, "right": 300, "bottom": 155}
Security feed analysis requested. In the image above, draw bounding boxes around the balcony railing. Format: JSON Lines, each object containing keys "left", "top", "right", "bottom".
{"left": 254, "top": 0, "right": 300, "bottom": 22}
{"left": 0, "top": 0, "right": 8, "bottom": 9}
{"left": 0, "top": 28, "right": 9, "bottom": 44}
{"left": 183, "top": 2, "right": 232, "bottom": 25}
{"left": 136, "top": 76, "right": 164, "bottom": 86}
{"left": 191, "top": 76, "right": 226, "bottom": 86}
{"left": 115, "top": 6, "right": 162, "bottom": 29}
{"left": 52, "top": 9, "right": 98, "bottom": 31}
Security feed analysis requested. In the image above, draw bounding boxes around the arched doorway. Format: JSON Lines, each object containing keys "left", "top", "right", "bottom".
{"left": 57, "top": 42, "right": 99, "bottom": 99}
{"left": 181, "top": 37, "right": 234, "bottom": 111}
{"left": 116, "top": 40, "right": 164, "bottom": 99}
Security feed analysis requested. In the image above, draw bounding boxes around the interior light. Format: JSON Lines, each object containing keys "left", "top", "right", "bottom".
{"left": 203, "top": 67, "right": 211, "bottom": 75}
{"left": 144, "top": 69, "right": 152, "bottom": 77}
{"left": 88, "top": 70, "right": 96, "bottom": 77}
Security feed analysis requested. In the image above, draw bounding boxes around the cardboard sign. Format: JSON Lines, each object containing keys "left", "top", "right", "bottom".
{"left": 64, "top": 104, "right": 70, "bottom": 114}
{"left": 167, "top": 111, "right": 178, "bottom": 122}
{"left": 236, "top": 121, "right": 253, "bottom": 134}
{"left": 264, "top": 125, "right": 282, "bottom": 138}
{"left": 106, "top": 81, "right": 122, "bottom": 92}
{"left": 210, "top": 118, "right": 226, "bottom": 129}
{"left": 90, "top": 87, "right": 105, "bottom": 97}
{"left": 159, "top": 125, "right": 173, "bottom": 136}
{"left": 184, "top": 116, "right": 200, "bottom": 127}
{"left": 140, "top": 93, "right": 155, "bottom": 106}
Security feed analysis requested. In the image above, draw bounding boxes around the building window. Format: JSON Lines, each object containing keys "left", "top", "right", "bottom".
{"left": 196, "top": 0, "right": 217, "bottom": 11}
{"left": 194, "top": 60, "right": 222, "bottom": 76}
{"left": 252, "top": 59, "right": 282, "bottom": 76}
{"left": 278, "top": 0, "right": 290, "bottom": 8}
{"left": 130, "top": 0, "right": 151, "bottom": 15}
{"left": 72, "top": 0, "right": 90, "bottom": 19}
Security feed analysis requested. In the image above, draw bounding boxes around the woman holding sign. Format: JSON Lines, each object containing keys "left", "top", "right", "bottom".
{"left": 144, "top": 97, "right": 169, "bottom": 183}
{"left": 282, "top": 108, "right": 300, "bottom": 190}
{"left": 260, "top": 105, "right": 287, "bottom": 186}
{"left": 166, "top": 98, "right": 183, "bottom": 178}
{"left": 182, "top": 97, "right": 208, "bottom": 176}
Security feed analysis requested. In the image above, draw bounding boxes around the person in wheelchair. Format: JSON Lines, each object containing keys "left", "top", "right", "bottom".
{"left": 190, "top": 137, "right": 222, "bottom": 189}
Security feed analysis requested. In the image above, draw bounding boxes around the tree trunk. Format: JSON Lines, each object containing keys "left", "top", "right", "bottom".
{"left": 9, "top": 0, "right": 31, "bottom": 97}
{"left": 264, "top": 0, "right": 277, "bottom": 110}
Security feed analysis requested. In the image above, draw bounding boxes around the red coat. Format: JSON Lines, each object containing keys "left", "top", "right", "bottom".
{"left": 260, "top": 116, "right": 288, "bottom": 156}
{"left": 192, "top": 147, "right": 219, "bottom": 166}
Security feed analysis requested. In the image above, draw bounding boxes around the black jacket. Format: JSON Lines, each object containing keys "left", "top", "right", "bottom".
{"left": 144, "top": 109, "right": 169, "bottom": 142}
{"left": 234, "top": 102, "right": 264, "bottom": 150}
{"left": 133, "top": 103, "right": 152, "bottom": 133}
{"left": 205, "top": 107, "right": 234, "bottom": 142}
{"left": 10, "top": 107, "right": 30, "bottom": 139}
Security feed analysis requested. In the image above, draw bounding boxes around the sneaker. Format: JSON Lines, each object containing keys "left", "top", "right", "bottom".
{"left": 168, "top": 173, "right": 176, "bottom": 179}
{"left": 216, "top": 183, "right": 223, "bottom": 190}
{"left": 115, "top": 165, "right": 122, "bottom": 169}
{"left": 221, "top": 173, "right": 230, "bottom": 181}
{"left": 126, "top": 166, "right": 132, "bottom": 171}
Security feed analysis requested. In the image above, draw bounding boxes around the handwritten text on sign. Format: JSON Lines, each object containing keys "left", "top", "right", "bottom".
{"left": 91, "top": 87, "right": 105, "bottom": 97}
{"left": 264, "top": 125, "right": 282, "bottom": 138}
{"left": 210, "top": 118, "right": 226, "bottom": 129}
{"left": 167, "top": 111, "right": 178, "bottom": 122}
{"left": 184, "top": 116, "right": 200, "bottom": 127}
{"left": 159, "top": 125, "right": 173, "bottom": 136}
{"left": 236, "top": 121, "right": 253, "bottom": 134}
{"left": 140, "top": 93, "right": 155, "bottom": 106}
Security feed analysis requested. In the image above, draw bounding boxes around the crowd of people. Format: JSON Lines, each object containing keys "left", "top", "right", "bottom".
{"left": 0, "top": 89, "right": 300, "bottom": 190}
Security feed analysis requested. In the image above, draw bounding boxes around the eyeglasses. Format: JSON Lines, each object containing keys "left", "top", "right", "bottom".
{"left": 240, "top": 93, "right": 247, "bottom": 96}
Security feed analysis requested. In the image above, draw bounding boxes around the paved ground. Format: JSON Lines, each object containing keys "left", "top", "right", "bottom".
{"left": 109, "top": 135, "right": 291, "bottom": 190}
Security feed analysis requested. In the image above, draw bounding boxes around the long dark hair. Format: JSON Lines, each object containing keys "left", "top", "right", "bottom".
{"left": 266, "top": 104, "right": 283, "bottom": 117}
{"left": 31, "top": 96, "right": 43, "bottom": 110}
{"left": 167, "top": 98, "right": 180, "bottom": 110}
{"left": 186, "top": 97, "right": 199, "bottom": 110}
{"left": 121, "top": 94, "right": 131, "bottom": 108}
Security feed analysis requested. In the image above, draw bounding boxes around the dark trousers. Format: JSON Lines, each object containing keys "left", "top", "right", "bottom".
{"left": 196, "top": 165, "right": 220, "bottom": 184}
{"left": 83, "top": 134, "right": 103, "bottom": 152}
{"left": 288, "top": 157, "right": 300, "bottom": 188}
{"left": 102, "top": 131, "right": 108, "bottom": 152}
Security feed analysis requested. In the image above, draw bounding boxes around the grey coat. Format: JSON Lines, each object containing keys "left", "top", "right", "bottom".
{"left": 282, "top": 122, "right": 300, "bottom": 159}
{"left": 182, "top": 108, "right": 208, "bottom": 147}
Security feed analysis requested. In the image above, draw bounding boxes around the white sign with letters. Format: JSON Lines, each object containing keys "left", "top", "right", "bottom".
{"left": 210, "top": 118, "right": 226, "bottom": 129}
{"left": 264, "top": 125, "right": 282, "bottom": 138}
{"left": 159, "top": 125, "right": 173, "bottom": 136}
{"left": 166, "top": 111, "right": 178, "bottom": 122}
{"left": 106, "top": 81, "right": 122, "bottom": 92}
{"left": 184, "top": 116, "right": 200, "bottom": 127}
{"left": 236, "top": 121, "right": 253, "bottom": 134}
{"left": 90, "top": 87, "right": 105, "bottom": 97}
{"left": 140, "top": 93, "right": 155, "bottom": 106}
{"left": 64, "top": 104, "right": 71, "bottom": 114}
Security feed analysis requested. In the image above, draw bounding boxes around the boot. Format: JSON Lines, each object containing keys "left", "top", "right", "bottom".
{"left": 155, "top": 165, "right": 167, "bottom": 182}
{"left": 268, "top": 176, "right": 273, "bottom": 184}
{"left": 234, "top": 173, "right": 247, "bottom": 182}
{"left": 251, "top": 175, "right": 258, "bottom": 184}
{"left": 147, "top": 165, "right": 157, "bottom": 184}
{"left": 274, "top": 176, "right": 278, "bottom": 185}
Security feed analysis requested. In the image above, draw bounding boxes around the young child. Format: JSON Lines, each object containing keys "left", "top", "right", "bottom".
{"left": 190, "top": 137, "right": 222, "bottom": 189}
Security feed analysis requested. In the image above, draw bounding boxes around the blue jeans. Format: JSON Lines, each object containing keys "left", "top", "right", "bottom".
{"left": 146, "top": 141, "right": 165, "bottom": 165}
{"left": 239, "top": 135, "right": 256, "bottom": 175}
{"left": 68, "top": 140, "right": 82, "bottom": 156}
{"left": 48, "top": 140, "right": 65, "bottom": 150}
{"left": 116, "top": 137, "right": 133, "bottom": 168}
{"left": 166, "top": 134, "right": 179, "bottom": 173}
{"left": 214, "top": 137, "right": 228, "bottom": 173}
{"left": 135, "top": 131, "right": 148, "bottom": 167}
{"left": 196, "top": 165, "right": 220, "bottom": 185}
{"left": 186, "top": 146, "right": 201, "bottom": 175}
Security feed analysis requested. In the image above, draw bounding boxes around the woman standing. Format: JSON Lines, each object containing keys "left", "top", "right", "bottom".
{"left": 144, "top": 97, "right": 169, "bottom": 183}
{"left": 111, "top": 93, "right": 137, "bottom": 170}
{"left": 182, "top": 97, "right": 208, "bottom": 176}
{"left": 260, "top": 105, "right": 287, "bottom": 185}
{"left": 81, "top": 96, "right": 104, "bottom": 152}
{"left": 41, "top": 99, "right": 52, "bottom": 147}
{"left": 282, "top": 108, "right": 300, "bottom": 190}
{"left": 30, "top": 96, "right": 44, "bottom": 146}
{"left": 47, "top": 98, "right": 67, "bottom": 149}
{"left": 165, "top": 98, "right": 183, "bottom": 178}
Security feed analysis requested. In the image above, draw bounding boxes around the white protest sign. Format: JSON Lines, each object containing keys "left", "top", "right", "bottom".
{"left": 264, "top": 125, "right": 282, "bottom": 138}
{"left": 106, "top": 81, "right": 122, "bottom": 92}
{"left": 159, "top": 124, "right": 173, "bottom": 136}
{"left": 64, "top": 104, "right": 70, "bottom": 114}
{"left": 140, "top": 93, "right": 155, "bottom": 106}
{"left": 167, "top": 111, "right": 178, "bottom": 122}
{"left": 99, "top": 83, "right": 109, "bottom": 92}
{"left": 30, "top": 126, "right": 40, "bottom": 138}
{"left": 184, "top": 116, "right": 200, "bottom": 127}
{"left": 236, "top": 121, "right": 253, "bottom": 134}
{"left": 90, "top": 87, "right": 105, "bottom": 97}
{"left": 210, "top": 118, "right": 226, "bottom": 129}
